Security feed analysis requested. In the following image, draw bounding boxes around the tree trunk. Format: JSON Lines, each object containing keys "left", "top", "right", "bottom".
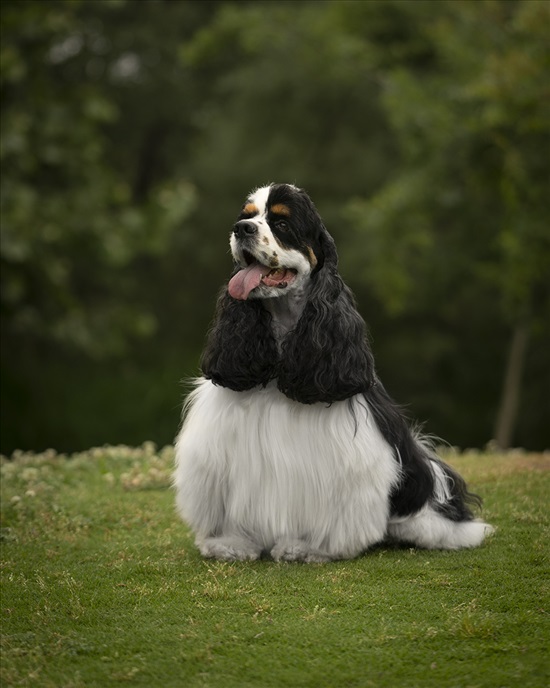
{"left": 493, "top": 322, "right": 530, "bottom": 450}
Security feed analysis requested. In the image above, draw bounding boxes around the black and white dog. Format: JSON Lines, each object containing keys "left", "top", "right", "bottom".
{"left": 174, "top": 183, "right": 493, "bottom": 562}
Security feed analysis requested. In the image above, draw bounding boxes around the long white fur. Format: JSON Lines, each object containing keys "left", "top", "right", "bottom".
{"left": 175, "top": 379, "right": 399, "bottom": 561}
{"left": 387, "top": 508, "right": 493, "bottom": 550}
{"left": 174, "top": 379, "right": 492, "bottom": 561}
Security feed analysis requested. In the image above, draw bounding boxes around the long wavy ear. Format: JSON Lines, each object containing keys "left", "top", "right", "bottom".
{"left": 277, "top": 229, "right": 376, "bottom": 403}
{"left": 201, "top": 286, "right": 278, "bottom": 390}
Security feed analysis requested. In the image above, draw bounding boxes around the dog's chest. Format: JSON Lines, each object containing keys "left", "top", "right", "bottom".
{"left": 262, "top": 288, "right": 308, "bottom": 342}
{"left": 190, "top": 381, "right": 397, "bottom": 536}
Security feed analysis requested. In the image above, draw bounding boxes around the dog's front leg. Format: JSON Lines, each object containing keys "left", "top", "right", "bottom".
{"left": 197, "top": 534, "right": 263, "bottom": 562}
{"left": 270, "top": 539, "right": 334, "bottom": 563}
{"left": 175, "top": 443, "right": 263, "bottom": 561}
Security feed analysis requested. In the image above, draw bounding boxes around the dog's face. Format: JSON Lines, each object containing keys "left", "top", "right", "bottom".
{"left": 228, "top": 184, "right": 325, "bottom": 301}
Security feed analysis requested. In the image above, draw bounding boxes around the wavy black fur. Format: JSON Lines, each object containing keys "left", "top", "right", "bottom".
{"left": 200, "top": 184, "right": 480, "bottom": 521}
{"left": 201, "top": 289, "right": 278, "bottom": 390}
{"left": 278, "top": 229, "right": 377, "bottom": 403}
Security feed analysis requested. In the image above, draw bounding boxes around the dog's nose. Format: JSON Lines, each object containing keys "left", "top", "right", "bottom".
{"left": 233, "top": 220, "right": 258, "bottom": 237}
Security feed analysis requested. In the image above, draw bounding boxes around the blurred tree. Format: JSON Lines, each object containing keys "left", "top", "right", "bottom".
{"left": 1, "top": 0, "right": 548, "bottom": 453}
{"left": 344, "top": 0, "right": 550, "bottom": 449}
{"left": 1, "top": 0, "right": 196, "bottom": 357}
{"left": 178, "top": 0, "right": 398, "bottom": 216}
{"left": 0, "top": 0, "right": 203, "bottom": 451}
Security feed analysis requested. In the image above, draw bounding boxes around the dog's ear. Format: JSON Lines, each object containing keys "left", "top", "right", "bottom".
{"left": 277, "top": 229, "right": 376, "bottom": 403}
{"left": 201, "top": 287, "right": 278, "bottom": 390}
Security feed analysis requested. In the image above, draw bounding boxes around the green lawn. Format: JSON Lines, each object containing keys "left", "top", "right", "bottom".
{"left": 1, "top": 445, "right": 548, "bottom": 688}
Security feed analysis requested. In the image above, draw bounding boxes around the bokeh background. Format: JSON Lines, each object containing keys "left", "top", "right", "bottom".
{"left": 1, "top": 0, "right": 549, "bottom": 454}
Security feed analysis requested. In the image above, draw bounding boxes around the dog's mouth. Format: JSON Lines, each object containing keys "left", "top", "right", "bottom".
{"left": 228, "top": 250, "right": 297, "bottom": 301}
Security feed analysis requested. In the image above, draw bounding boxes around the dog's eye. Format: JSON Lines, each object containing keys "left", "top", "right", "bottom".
{"left": 275, "top": 220, "right": 289, "bottom": 231}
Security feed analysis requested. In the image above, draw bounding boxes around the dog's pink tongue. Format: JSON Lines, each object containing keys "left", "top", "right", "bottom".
{"left": 228, "top": 263, "right": 271, "bottom": 300}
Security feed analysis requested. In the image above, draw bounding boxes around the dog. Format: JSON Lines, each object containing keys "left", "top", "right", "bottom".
{"left": 174, "top": 183, "right": 493, "bottom": 562}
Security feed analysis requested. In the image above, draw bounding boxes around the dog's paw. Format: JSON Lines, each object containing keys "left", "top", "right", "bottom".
{"left": 198, "top": 536, "right": 262, "bottom": 562}
{"left": 271, "top": 539, "right": 332, "bottom": 563}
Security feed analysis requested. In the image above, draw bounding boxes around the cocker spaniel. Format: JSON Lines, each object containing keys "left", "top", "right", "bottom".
{"left": 174, "top": 183, "right": 493, "bottom": 562}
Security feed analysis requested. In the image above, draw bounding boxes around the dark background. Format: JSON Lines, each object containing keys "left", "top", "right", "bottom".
{"left": 1, "top": 0, "right": 549, "bottom": 454}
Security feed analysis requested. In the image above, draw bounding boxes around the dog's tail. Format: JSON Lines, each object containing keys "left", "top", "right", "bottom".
{"left": 427, "top": 453, "right": 481, "bottom": 521}
{"left": 387, "top": 438, "right": 494, "bottom": 550}
{"left": 366, "top": 383, "right": 494, "bottom": 549}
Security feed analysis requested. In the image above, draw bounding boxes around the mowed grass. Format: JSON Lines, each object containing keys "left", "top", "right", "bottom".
{"left": 1, "top": 445, "right": 548, "bottom": 688}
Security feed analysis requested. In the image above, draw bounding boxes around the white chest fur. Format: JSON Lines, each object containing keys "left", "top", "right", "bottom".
{"left": 174, "top": 380, "right": 399, "bottom": 559}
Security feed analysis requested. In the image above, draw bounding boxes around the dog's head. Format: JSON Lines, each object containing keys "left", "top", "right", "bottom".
{"left": 228, "top": 183, "right": 335, "bottom": 301}
{"left": 202, "top": 183, "right": 374, "bottom": 402}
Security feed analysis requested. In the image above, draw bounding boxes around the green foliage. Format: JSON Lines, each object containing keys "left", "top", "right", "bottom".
{"left": 1, "top": 447, "right": 548, "bottom": 687}
{"left": 1, "top": 0, "right": 549, "bottom": 452}
{"left": 346, "top": 0, "right": 550, "bottom": 324}
{"left": 1, "top": 0, "right": 195, "bottom": 356}
{"left": 178, "top": 0, "right": 397, "bottom": 212}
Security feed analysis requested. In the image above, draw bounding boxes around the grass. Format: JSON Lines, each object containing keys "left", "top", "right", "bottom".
{"left": 1, "top": 444, "right": 548, "bottom": 688}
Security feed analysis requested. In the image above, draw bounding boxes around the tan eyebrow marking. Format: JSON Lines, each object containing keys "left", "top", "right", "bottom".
{"left": 243, "top": 203, "right": 259, "bottom": 215}
{"left": 270, "top": 203, "right": 291, "bottom": 217}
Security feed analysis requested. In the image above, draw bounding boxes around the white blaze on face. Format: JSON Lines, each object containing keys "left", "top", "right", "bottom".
{"left": 230, "top": 185, "right": 278, "bottom": 267}
{"left": 248, "top": 185, "right": 271, "bottom": 215}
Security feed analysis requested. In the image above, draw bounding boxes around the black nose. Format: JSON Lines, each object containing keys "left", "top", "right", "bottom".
{"left": 233, "top": 220, "right": 258, "bottom": 237}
